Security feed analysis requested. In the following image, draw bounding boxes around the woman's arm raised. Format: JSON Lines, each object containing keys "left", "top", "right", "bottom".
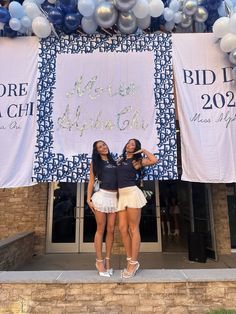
{"left": 140, "top": 149, "right": 158, "bottom": 167}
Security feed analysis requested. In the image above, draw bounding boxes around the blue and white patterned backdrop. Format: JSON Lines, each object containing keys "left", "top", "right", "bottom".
{"left": 32, "top": 33, "right": 177, "bottom": 182}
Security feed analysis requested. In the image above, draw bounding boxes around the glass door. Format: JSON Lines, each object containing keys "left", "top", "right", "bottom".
{"left": 46, "top": 182, "right": 79, "bottom": 253}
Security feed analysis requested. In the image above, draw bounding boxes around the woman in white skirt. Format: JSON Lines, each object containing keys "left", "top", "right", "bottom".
{"left": 117, "top": 139, "right": 158, "bottom": 278}
{"left": 87, "top": 140, "right": 118, "bottom": 277}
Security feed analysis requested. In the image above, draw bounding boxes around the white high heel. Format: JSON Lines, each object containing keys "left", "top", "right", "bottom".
{"left": 121, "top": 257, "right": 132, "bottom": 277}
{"left": 95, "top": 259, "right": 110, "bottom": 277}
{"left": 105, "top": 257, "right": 114, "bottom": 276}
{"left": 122, "top": 260, "right": 140, "bottom": 279}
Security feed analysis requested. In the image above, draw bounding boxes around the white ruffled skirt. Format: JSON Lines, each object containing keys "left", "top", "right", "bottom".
{"left": 117, "top": 186, "right": 147, "bottom": 211}
{"left": 92, "top": 189, "right": 118, "bottom": 213}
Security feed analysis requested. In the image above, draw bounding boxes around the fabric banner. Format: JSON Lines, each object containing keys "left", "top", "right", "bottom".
{"left": 172, "top": 33, "right": 236, "bottom": 183}
{"left": 0, "top": 37, "right": 38, "bottom": 188}
{"left": 33, "top": 34, "right": 177, "bottom": 182}
{"left": 53, "top": 51, "right": 157, "bottom": 156}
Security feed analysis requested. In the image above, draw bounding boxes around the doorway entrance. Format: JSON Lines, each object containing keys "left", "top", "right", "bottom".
{"left": 159, "top": 180, "right": 217, "bottom": 260}
{"left": 46, "top": 181, "right": 162, "bottom": 253}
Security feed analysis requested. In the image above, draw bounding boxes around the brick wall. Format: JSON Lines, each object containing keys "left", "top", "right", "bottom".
{"left": 211, "top": 184, "right": 231, "bottom": 254}
{"left": 0, "top": 183, "right": 48, "bottom": 255}
{"left": 0, "top": 281, "right": 236, "bottom": 313}
{"left": 0, "top": 232, "right": 34, "bottom": 271}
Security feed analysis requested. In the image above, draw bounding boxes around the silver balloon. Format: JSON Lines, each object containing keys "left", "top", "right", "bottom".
{"left": 117, "top": 11, "right": 137, "bottom": 34}
{"left": 115, "top": 0, "right": 137, "bottom": 12}
{"left": 197, "top": 0, "right": 204, "bottom": 4}
{"left": 181, "top": 13, "right": 193, "bottom": 28}
{"left": 184, "top": 0, "right": 198, "bottom": 16}
{"left": 194, "top": 6, "right": 208, "bottom": 23}
{"left": 95, "top": 2, "right": 118, "bottom": 28}
{"left": 229, "top": 49, "right": 236, "bottom": 65}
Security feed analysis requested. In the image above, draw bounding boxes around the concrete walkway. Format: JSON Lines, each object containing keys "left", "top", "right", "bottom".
{"left": 17, "top": 252, "right": 236, "bottom": 271}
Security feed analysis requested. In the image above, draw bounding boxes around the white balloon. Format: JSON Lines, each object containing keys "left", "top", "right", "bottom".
{"left": 21, "top": 15, "right": 32, "bottom": 28}
{"left": 47, "top": 0, "right": 57, "bottom": 3}
{"left": 9, "top": 17, "right": 21, "bottom": 31}
{"left": 133, "top": 0, "right": 149, "bottom": 19}
{"left": 220, "top": 32, "right": 236, "bottom": 52}
{"left": 213, "top": 17, "right": 230, "bottom": 38}
{"left": 78, "top": 0, "right": 96, "bottom": 17}
{"left": 22, "top": 0, "right": 35, "bottom": 7}
{"left": 81, "top": 16, "right": 98, "bottom": 34}
{"left": 163, "top": 7, "right": 174, "bottom": 22}
{"left": 24, "top": 3, "right": 42, "bottom": 19}
{"left": 165, "top": 20, "right": 175, "bottom": 31}
{"left": 229, "top": 13, "right": 236, "bottom": 34}
{"left": 32, "top": 16, "right": 51, "bottom": 38}
{"left": 149, "top": 0, "right": 164, "bottom": 18}
{"left": 169, "top": 0, "right": 180, "bottom": 13}
{"left": 173, "top": 11, "right": 182, "bottom": 24}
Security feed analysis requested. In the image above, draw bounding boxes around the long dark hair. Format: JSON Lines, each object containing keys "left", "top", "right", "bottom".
{"left": 121, "top": 138, "right": 142, "bottom": 161}
{"left": 92, "top": 140, "right": 116, "bottom": 180}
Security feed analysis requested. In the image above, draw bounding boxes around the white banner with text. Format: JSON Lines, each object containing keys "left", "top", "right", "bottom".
{"left": 173, "top": 33, "right": 236, "bottom": 182}
{"left": 0, "top": 37, "right": 38, "bottom": 188}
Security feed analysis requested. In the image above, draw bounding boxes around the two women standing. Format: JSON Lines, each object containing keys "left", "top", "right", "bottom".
{"left": 87, "top": 139, "right": 157, "bottom": 278}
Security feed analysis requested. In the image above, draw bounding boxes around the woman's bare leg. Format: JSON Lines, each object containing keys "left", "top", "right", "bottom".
{"left": 118, "top": 210, "right": 132, "bottom": 267}
{"left": 105, "top": 212, "right": 116, "bottom": 269}
{"left": 126, "top": 207, "right": 141, "bottom": 272}
{"left": 94, "top": 210, "right": 106, "bottom": 272}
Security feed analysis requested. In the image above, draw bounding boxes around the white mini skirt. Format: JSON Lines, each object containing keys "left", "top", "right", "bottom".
{"left": 92, "top": 189, "right": 118, "bottom": 213}
{"left": 117, "top": 186, "right": 147, "bottom": 211}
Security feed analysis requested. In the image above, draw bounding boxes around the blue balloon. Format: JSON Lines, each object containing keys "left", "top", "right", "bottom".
{"left": 4, "top": 24, "right": 17, "bottom": 38}
{"left": 58, "top": 0, "right": 77, "bottom": 14}
{"left": 48, "top": 8, "right": 64, "bottom": 26}
{"left": 9, "top": 2, "right": 25, "bottom": 19}
{"left": 64, "top": 12, "right": 82, "bottom": 31}
{"left": 0, "top": 7, "right": 11, "bottom": 23}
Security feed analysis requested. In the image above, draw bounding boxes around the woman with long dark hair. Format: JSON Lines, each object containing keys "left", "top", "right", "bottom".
{"left": 87, "top": 140, "right": 118, "bottom": 277}
{"left": 117, "top": 138, "right": 158, "bottom": 278}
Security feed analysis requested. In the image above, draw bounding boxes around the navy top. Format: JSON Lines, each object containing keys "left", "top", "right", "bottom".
{"left": 117, "top": 158, "right": 139, "bottom": 188}
{"left": 100, "top": 160, "right": 118, "bottom": 190}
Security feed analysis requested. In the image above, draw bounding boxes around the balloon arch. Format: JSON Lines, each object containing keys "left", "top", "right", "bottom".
{"left": 1, "top": 0, "right": 236, "bottom": 76}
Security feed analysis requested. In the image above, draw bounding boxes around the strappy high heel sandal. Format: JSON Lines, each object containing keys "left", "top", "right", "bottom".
{"left": 95, "top": 259, "right": 110, "bottom": 277}
{"left": 122, "top": 260, "right": 140, "bottom": 279}
{"left": 121, "top": 257, "right": 132, "bottom": 277}
{"left": 105, "top": 257, "right": 114, "bottom": 276}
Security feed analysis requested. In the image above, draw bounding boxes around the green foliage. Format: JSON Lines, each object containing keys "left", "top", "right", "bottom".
{"left": 206, "top": 310, "right": 236, "bottom": 314}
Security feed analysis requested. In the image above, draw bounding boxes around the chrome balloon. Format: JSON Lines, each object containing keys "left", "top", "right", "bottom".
{"left": 117, "top": 11, "right": 137, "bottom": 34}
{"left": 194, "top": 6, "right": 208, "bottom": 23}
{"left": 115, "top": 0, "right": 137, "bottom": 12}
{"left": 184, "top": 0, "right": 198, "bottom": 16}
{"left": 95, "top": 2, "right": 118, "bottom": 28}
{"left": 181, "top": 12, "right": 193, "bottom": 28}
